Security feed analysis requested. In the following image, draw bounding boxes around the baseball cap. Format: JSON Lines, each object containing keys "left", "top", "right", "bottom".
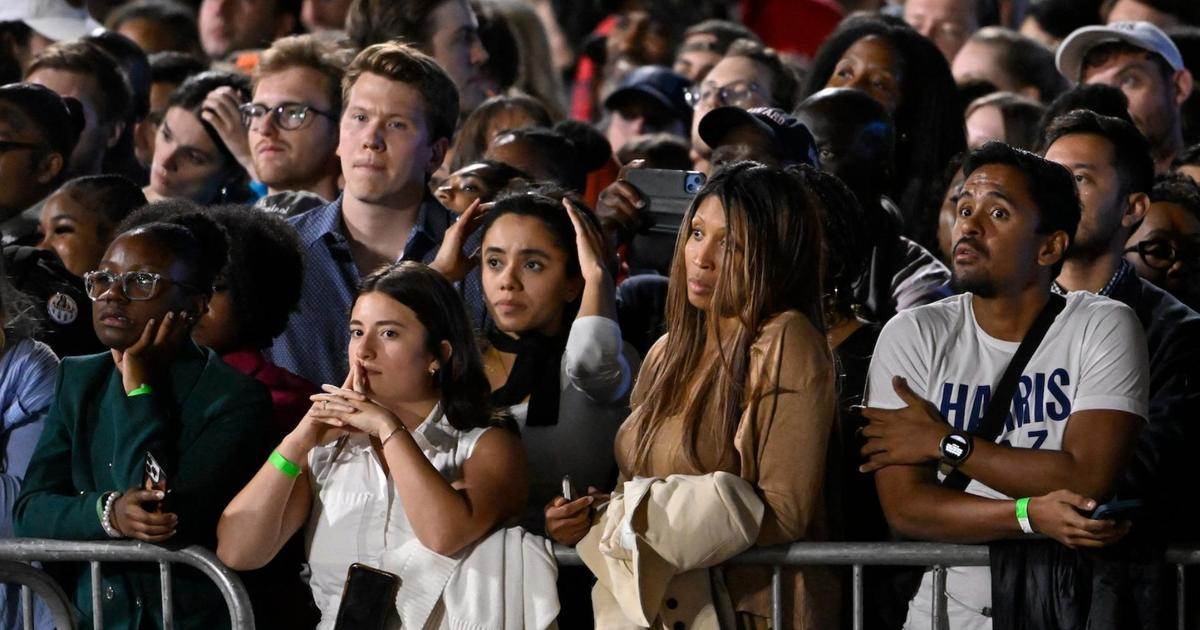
{"left": 0, "top": 83, "right": 85, "bottom": 159}
{"left": 698, "top": 106, "right": 819, "bottom": 167}
{"left": 1056, "top": 21, "right": 1184, "bottom": 82}
{"left": 0, "top": 0, "right": 104, "bottom": 43}
{"left": 604, "top": 65, "right": 692, "bottom": 121}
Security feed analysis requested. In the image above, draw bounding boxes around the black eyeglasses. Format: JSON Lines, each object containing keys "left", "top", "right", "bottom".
{"left": 84, "top": 270, "right": 205, "bottom": 301}
{"left": 0, "top": 140, "right": 43, "bottom": 153}
{"left": 239, "top": 102, "right": 336, "bottom": 130}
{"left": 1124, "top": 237, "right": 1200, "bottom": 270}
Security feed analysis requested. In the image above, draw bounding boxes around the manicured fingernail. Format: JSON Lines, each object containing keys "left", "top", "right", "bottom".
{"left": 156, "top": 491, "right": 165, "bottom": 499}
{"left": 584, "top": 496, "right": 594, "bottom": 504}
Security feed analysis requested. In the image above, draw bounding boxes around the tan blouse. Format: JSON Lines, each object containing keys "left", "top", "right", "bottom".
{"left": 614, "top": 310, "right": 840, "bottom": 628}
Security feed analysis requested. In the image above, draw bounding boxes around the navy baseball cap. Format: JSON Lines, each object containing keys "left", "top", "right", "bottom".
{"left": 604, "top": 65, "right": 692, "bottom": 120}
{"left": 699, "top": 106, "right": 819, "bottom": 167}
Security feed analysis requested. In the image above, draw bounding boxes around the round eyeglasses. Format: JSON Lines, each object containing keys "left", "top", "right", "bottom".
{"left": 238, "top": 102, "right": 336, "bottom": 131}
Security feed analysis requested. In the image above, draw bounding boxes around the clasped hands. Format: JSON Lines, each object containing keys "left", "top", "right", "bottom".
{"left": 307, "top": 362, "right": 402, "bottom": 440}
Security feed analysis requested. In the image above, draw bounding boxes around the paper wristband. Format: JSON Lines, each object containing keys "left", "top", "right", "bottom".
{"left": 269, "top": 451, "right": 301, "bottom": 478}
{"left": 1015, "top": 497, "right": 1034, "bottom": 534}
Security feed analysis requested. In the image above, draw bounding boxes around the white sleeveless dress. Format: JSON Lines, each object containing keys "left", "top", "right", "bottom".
{"left": 304, "top": 404, "right": 491, "bottom": 630}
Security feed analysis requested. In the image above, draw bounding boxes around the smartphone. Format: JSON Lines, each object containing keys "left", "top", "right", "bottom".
{"left": 1088, "top": 498, "right": 1143, "bottom": 521}
{"left": 626, "top": 169, "right": 707, "bottom": 275}
{"left": 333, "top": 563, "right": 401, "bottom": 630}
{"left": 142, "top": 451, "right": 169, "bottom": 513}
{"left": 562, "top": 475, "right": 577, "bottom": 501}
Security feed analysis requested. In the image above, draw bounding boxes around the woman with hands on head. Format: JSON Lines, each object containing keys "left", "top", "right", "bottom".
{"left": 13, "top": 208, "right": 272, "bottom": 630}
{"left": 430, "top": 189, "right": 639, "bottom": 531}
{"left": 216, "top": 262, "right": 530, "bottom": 628}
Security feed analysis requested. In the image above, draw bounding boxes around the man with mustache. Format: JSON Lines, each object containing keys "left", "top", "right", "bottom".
{"left": 266, "top": 42, "right": 458, "bottom": 387}
{"left": 1044, "top": 109, "right": 1200, "bottom": 624}
{"left": 860, "top": 142, "right": 1149, "bottom": 628}
{"left": 243, "top": 35, "right": 350, "bottom": 217}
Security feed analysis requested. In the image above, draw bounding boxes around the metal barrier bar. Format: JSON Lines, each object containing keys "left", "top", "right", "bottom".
{"left": 161, "top": 561, "right": 174, "bottom": 630}
{"left": 0, "top": 539, "right": 254, "bottom": 629}
{"left": 932, "top": 565, "right": 946, "bottom": 630}
{"left": 90, "top": 560, "right": 101, "bottom": 630}
{"left": 0, "top": 559, "right": 76, "bottom": 629}
{"left": 852, "top": 564, "right": 863, "bottom": 630}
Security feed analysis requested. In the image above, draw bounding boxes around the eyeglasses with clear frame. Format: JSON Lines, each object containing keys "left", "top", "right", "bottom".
{"left": 238, "top": 102, "right": 336, "bottom": 131}
{"left": 684, "top": 81, "right": 764, "bottom": 109}
{"left": 83, "top": 270, "right": 205, "bottom": 301}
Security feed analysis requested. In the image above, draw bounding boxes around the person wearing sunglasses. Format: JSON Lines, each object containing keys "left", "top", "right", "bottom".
{"left": 1124, "top": 172, "right": 1200, "bottom": 308}
{"left": 13, "top": 207, "right": 272, "bottom": 630}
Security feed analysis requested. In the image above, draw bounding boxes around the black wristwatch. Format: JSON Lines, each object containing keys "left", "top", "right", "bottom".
{"left": 939, "top": 431, "right": 974, "bottom": 466}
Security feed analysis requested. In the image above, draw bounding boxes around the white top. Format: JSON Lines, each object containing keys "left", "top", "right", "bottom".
{"left": 304, "top": 404, "right": 491, "bottom": 629}
{"left": 866, "top": 291, "right": 1149, "bottom": 622}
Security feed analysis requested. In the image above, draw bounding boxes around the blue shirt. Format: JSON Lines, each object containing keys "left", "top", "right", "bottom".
{"left": 266, "top": 194, "right": 452, "bottom": 386}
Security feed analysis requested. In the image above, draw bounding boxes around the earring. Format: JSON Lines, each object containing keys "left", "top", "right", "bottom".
{"left": 428, "top": 365, "right": 438, "bottom": 376}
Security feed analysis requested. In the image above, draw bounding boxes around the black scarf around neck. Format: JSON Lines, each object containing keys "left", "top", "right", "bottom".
{"left": 487, "top": 325, "right": 567, "bottom": 427}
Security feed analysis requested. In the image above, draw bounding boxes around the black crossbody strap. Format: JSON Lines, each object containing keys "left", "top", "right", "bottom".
{"left": 942, "top": 293, "right": 1067, "bottom": 491}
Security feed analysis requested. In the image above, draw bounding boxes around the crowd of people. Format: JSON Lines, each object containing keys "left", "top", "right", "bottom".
{"left": 0, "top": 0, "right": 1198, "bottom": 628}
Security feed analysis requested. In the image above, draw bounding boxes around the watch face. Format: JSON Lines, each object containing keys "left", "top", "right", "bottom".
{"left": 943, "top": 434, "right": 970, "bottom": 462}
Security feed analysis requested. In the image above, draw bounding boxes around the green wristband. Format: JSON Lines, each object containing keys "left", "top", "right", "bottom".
{"left": 127, "top": 384, "right": 152, "bottom": 397}
{"left": 1015, "top": 497, "right": 1034, "bottom": 534}
{"left": 269, "top": 450, "right": 301, "bottom": 478}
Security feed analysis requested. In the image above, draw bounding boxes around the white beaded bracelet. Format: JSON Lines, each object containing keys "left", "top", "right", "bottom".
{"left": 100, "top": 491, "right": 123, "bottom": 539}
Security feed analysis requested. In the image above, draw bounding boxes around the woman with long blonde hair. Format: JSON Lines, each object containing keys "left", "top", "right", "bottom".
{"left": 547, "top": 161, "right": 840, "bottom": 628}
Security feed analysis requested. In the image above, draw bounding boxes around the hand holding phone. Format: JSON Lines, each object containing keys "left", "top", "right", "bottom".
{"left": 142, "top": 451, "right": 169, "bottom": 513}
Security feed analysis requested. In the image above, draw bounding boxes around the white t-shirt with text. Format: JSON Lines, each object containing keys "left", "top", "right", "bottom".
{"left": 866, "top": 291, "right": 1149, "bottom": 628}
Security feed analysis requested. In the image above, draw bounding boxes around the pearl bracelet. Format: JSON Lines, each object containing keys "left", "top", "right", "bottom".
{"left": 101, "top": 491, "right": 123, "bottom": 539}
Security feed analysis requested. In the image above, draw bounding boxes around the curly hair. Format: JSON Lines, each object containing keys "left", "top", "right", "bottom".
{"left": 203, "top": 205, "right": 305, "bottom": 349}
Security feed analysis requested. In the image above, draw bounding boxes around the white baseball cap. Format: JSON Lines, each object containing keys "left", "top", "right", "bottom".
{"left": 0, "top": 0, "right": 103, "bottom": 43}
{"left": 1056, "top": 21, "right": 1184, "bottom": 83}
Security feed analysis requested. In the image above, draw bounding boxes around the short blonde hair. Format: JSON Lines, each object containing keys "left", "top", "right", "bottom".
{"left": 254, "top": 34, "right": 355, "bottom": 115}
{"left": 341, "top": 41, "right": 460, "bottom": 143}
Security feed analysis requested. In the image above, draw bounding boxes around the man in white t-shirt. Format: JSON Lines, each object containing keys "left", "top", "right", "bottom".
{"left": 860, "top": 142, "right": 1150, "bottom": 629}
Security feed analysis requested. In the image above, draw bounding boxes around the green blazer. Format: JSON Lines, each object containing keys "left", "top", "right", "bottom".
{"left": 13, "top": 343, "right": 270, "bottom": 630}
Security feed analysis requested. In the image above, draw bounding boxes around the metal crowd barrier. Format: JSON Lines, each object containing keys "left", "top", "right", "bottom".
{"left": 0, "top": 539, "right": 255, "bottom": 630}
{"left": 554, "top": 542, "right": 1200, "bottom": 630}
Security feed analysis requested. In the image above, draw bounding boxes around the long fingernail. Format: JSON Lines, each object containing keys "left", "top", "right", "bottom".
{"left": 156, "top": 491, "right": 165, "bottom": 499}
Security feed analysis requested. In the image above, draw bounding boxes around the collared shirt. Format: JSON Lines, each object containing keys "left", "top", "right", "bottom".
{"left": 305, "top": 405, "right": 491, "bottom": 628}
{"left": 266, "top": 194, "right": 452, "bottom": 386}
{"left": 1051, "top": 258, "right": 1135, "bottom": 298}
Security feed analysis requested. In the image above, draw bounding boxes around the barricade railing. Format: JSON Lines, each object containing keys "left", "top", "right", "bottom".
{"left": 0, "top": 539, "right": 255, "bottom": 630}
{"left": 554, "top": 542, "right": 1200, "bottom": 630}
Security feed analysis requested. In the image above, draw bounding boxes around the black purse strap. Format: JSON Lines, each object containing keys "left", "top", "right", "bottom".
{"left": 942, "top": 293, "right": 1067, "bottom": 491}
